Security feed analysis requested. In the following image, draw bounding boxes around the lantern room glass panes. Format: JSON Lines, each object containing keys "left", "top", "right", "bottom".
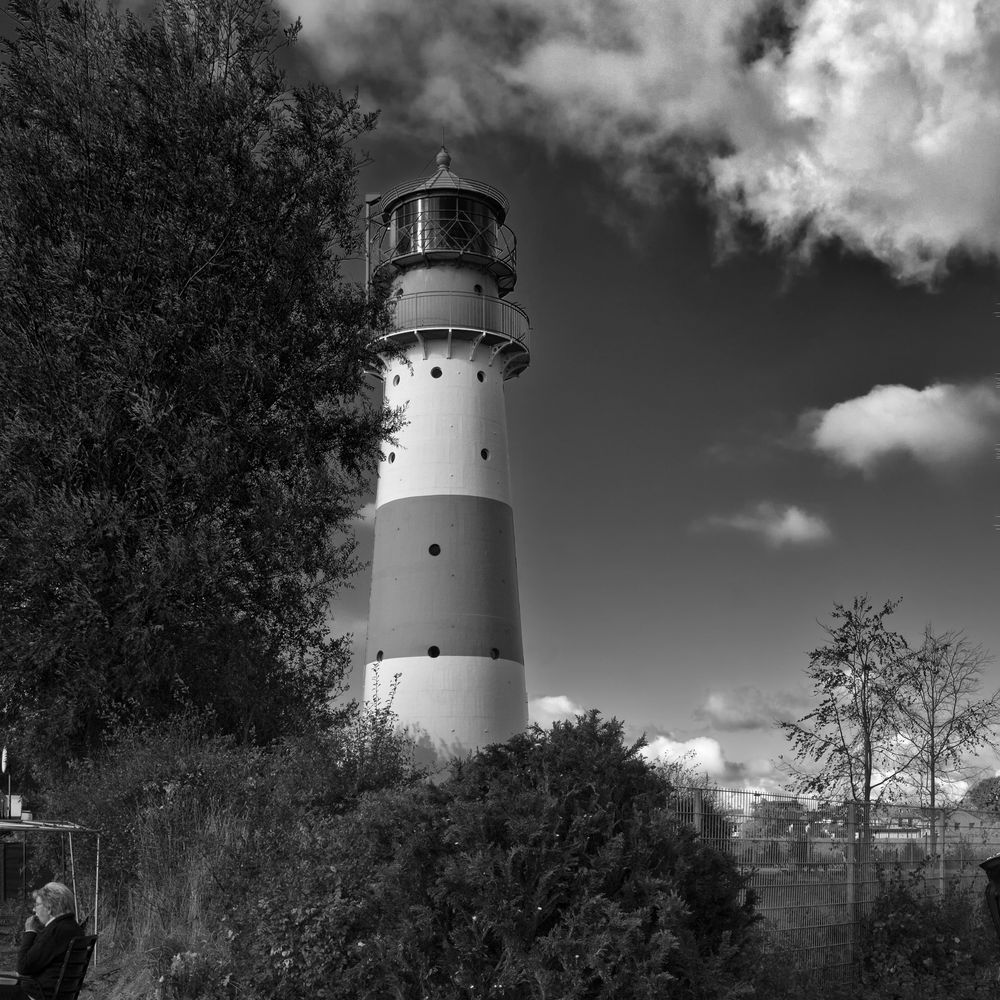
{"left": 390, "top": 195, "right": 497, "bottom": 257}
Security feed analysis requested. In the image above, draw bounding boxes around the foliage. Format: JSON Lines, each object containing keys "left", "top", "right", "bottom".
{"left": 747, "top": 796, "right": 807, "bottom": 839}
{"left": 232, "top": 713, "right": 760, "bottom": 1000}
{"left": 749, "top": 864, "right": 998, "bottom": 1000}
{"left": 781, "top": 598, "right": 1000, "bottom": 850}
{"left": 0, "top": 0, "right": 397, "bottom": 767}
{"left": 779, "top": 596, "right": 913, "bottom": 832}
{"left": 156, "top": 949, "right": 234, "bottom": 1000}
{"left": 655, "top": 756, "right": 739, "bottom": 844}
{"left": 31, "top": 702, "right": 420, "bottom": 1000}
{"left": 896, "top": 626, "right": 1000, "bottom": 812}
{"left": 35, "top": 699, "right": 420, "bottom": 910}
{"left": 858, "top": 865, "right": 997, "bottom": 999}
{"left": 41, "top": 699, "right": 418, "bottom": 993}
{"left": 966, "top": 776, "right": 1000, "bottom": 812}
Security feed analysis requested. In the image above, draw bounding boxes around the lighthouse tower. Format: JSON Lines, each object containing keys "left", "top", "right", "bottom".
{"left": 363, "top": 148, "right": 530, "bottom": 758}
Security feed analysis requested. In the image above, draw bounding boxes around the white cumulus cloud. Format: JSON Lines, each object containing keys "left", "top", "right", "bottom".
{"left": 710, "top": 0, "right": 1000, "bottom": 283}
{"left": 641, "top": 734, "right": 775, "bottom": 783}
{"left": 695, "top": 501, "right": 832, "bottom": 546}
{"left": 289, "top": 0, "right": 1000, "bottom": 282}
{"left": 529, "top": 694, "right": 585, "bottom": 728}
{"left": 803, "top": 381, "right": 1000, "bottom": 472}
{"left": 642, "top": 735, "right": 729, "bottom": 775}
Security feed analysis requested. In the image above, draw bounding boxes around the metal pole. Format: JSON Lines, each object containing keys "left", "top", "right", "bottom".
{"left": 939, "top": 810, "right": 947, "bottom": 897}
{"left": 68, "top": 833, "right": 77, "bottom": 916}
{"left": 846, "top": 803, "right": 857, "bottom": 970}
{"left": 93, "top": 835, "right": 100, "bottom": 969}
{"left": 364, "top": 192, "right": 382, "bottom": 301}
{"left": 692, "top": 788, "right": 704, "bottom": 838}
{"left": 364, "top": 199, "right": 371, "bottom": 297}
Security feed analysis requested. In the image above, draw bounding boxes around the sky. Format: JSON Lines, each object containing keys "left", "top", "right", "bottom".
{"left": 295, "top": 0, "right": 1000, "bottom": 792}
{"left": 5, "top": 0, "right": 998, "bottom": 791}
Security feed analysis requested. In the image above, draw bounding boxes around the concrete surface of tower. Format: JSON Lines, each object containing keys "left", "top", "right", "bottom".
{"left": 363, "top": 147, "right": 531, "bottom": 759}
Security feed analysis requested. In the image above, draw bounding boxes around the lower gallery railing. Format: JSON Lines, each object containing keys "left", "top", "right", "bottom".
{"left": 384, "top": 291, "right": 530, "bottom": 344}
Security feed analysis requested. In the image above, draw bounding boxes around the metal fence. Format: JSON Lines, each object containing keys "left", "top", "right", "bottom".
{"left": 668, "top": 786, "right": 1000, "bottom": 973}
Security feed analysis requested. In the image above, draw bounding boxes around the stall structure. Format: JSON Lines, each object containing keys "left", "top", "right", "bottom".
{"left": 0, "top": 819, "right": 101, "bottom": 965}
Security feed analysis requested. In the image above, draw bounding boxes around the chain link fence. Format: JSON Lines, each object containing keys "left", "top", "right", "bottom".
{"left": 668, "top": 786, "right": 1000, "bottom": 973}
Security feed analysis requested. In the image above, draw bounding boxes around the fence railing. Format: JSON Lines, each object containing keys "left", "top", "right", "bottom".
{"left": 669, "top": 785, "right": 1000, "bottom": 975}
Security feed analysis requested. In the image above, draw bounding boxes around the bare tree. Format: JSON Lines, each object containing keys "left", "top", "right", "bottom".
{"left": 895, "top": 627, "right": 1000, "bottom": 839}
{"left": 778, "top": 596, "right": 915, "bottom": 840}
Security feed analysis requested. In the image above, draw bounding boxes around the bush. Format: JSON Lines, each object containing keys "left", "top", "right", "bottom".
{"left": 235, "top": 712, "right": 759, "bottom": 1000}
{"left": 34, "top": 700, "right": 420, "bottom": 995}
{"left": 858, "top": 865, "right": 996, "bottom": 998}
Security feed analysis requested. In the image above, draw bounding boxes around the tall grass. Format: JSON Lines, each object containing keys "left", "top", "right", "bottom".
{"left": 33, "top": 700, "right": 421, "bottom": 1000}
{"left": 68, "top": 797, "right": 250, "bottom": 998}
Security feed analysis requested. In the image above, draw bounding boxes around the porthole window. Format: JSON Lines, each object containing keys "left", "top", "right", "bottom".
{"left": 490, "top": 648, "right": 500, "bottom": 660}
{"left": 431, "top": 366, "right": 443, "bottom": 379}
{"left": 428, "top": 645, "right": 440, "bottom": 658}
{"left": 477, "top": 371, "right": 485, "bottom": 382}
{"left": 393, "top": 374, "right": 400, "bottom": 386}
{"left": 376, "top": 650, "right": 383, "bottom": 662}
{"left": 428, "top": 543, "right": 441, "bottom": 556}
{"left": 480, "top": 448, "right": 490, "bottom": 461}
{"left": 388, "top": 452, "right": 395, "bottom": 464}
{"left": 474, "top": 284, "right": 483, "bottom": 294}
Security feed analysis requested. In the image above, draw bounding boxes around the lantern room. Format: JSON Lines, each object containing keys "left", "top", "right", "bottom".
{"left": 371, "top": 148, "right": 518, "bottom": 297}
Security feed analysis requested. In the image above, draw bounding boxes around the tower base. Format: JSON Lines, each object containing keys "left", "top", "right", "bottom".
{"left": 365, "top": 655, "right": 528, "bottom": 762}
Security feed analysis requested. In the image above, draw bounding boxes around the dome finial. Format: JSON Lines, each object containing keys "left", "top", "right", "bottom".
{"left": 436, "top": 146, "right": 451, "bottom": 170}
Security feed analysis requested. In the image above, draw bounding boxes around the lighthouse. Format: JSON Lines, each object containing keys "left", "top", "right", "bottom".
{"left": 363, "top": 148, "right": 530, "bottom": 758}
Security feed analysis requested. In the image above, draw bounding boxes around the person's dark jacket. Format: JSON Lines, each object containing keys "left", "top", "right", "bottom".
{"left": 17, "top": 912, "right": 81, "bottom": 997}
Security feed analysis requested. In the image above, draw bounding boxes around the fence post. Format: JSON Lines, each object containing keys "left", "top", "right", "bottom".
{"left": 846, "top": 802, "right": 857, "bottom": 970}
{"left": 692, "top": 788, "right": 704, "bottom": 838}
{"left": 939, "top": 809, "right": 947, "bottom": 897}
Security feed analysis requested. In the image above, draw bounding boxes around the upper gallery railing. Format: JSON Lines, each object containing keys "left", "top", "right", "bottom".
{"left": 372, "top": 209, "right": 517, "bottom": 279}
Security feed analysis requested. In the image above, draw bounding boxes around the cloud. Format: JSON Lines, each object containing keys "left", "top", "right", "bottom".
{"left": 694, "top": 501, "right": 832, "bottom": 546}
{"left": 291, "top": 0, "right": 1000, "bottom": 282}
{"left": 694, "top": 685, "right": 810, "bottom": 730}
{"left": 529, "top": 694, "right": 585, "bottom": 728}
{"left": 640, "top": 734, "right": 775, "bottom": 783}
{"left": 710, "top": 1, "right": 1000, "bottom": 283}
{"left": 803, "top": 381, "right": 1000, "bottom": 472}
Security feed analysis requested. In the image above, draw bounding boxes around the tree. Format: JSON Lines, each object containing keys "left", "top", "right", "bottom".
{"left": 895, "top": 626, "right": 1000, "bottom": 814}
{"left": 964, "top": 776, "right": 1000, "bottom": 812}
{"left": 0, "top": 0, "right": 396, "bottom": 765}
{"left": 778, "top": 596, "right": 914, "bottom": 837}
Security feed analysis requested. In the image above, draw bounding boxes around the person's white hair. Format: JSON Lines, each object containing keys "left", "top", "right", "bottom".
{"left": 35, "top": 882, "right": 75, "bottom": 918}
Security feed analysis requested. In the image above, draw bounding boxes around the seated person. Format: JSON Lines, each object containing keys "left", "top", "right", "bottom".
{"left": 0, "top": 882, "right": 81, "bottom": 999}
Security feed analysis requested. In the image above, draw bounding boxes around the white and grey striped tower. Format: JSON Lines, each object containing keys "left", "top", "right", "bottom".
{"left": 363, "top": 148, "right": 530, "bottom": 758}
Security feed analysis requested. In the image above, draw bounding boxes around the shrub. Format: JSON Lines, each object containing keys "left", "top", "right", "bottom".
{"left": 34, "top": 699, "right": 420, "bottom": 995}
{"left": 235, "top": 712, "right": 759, "bottom": 1000}
{"left": 156, "top": 949, "right": 234, "bottom": 1000}
{"left": 858, "top": 864, "right": 996, "bottom": 999}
